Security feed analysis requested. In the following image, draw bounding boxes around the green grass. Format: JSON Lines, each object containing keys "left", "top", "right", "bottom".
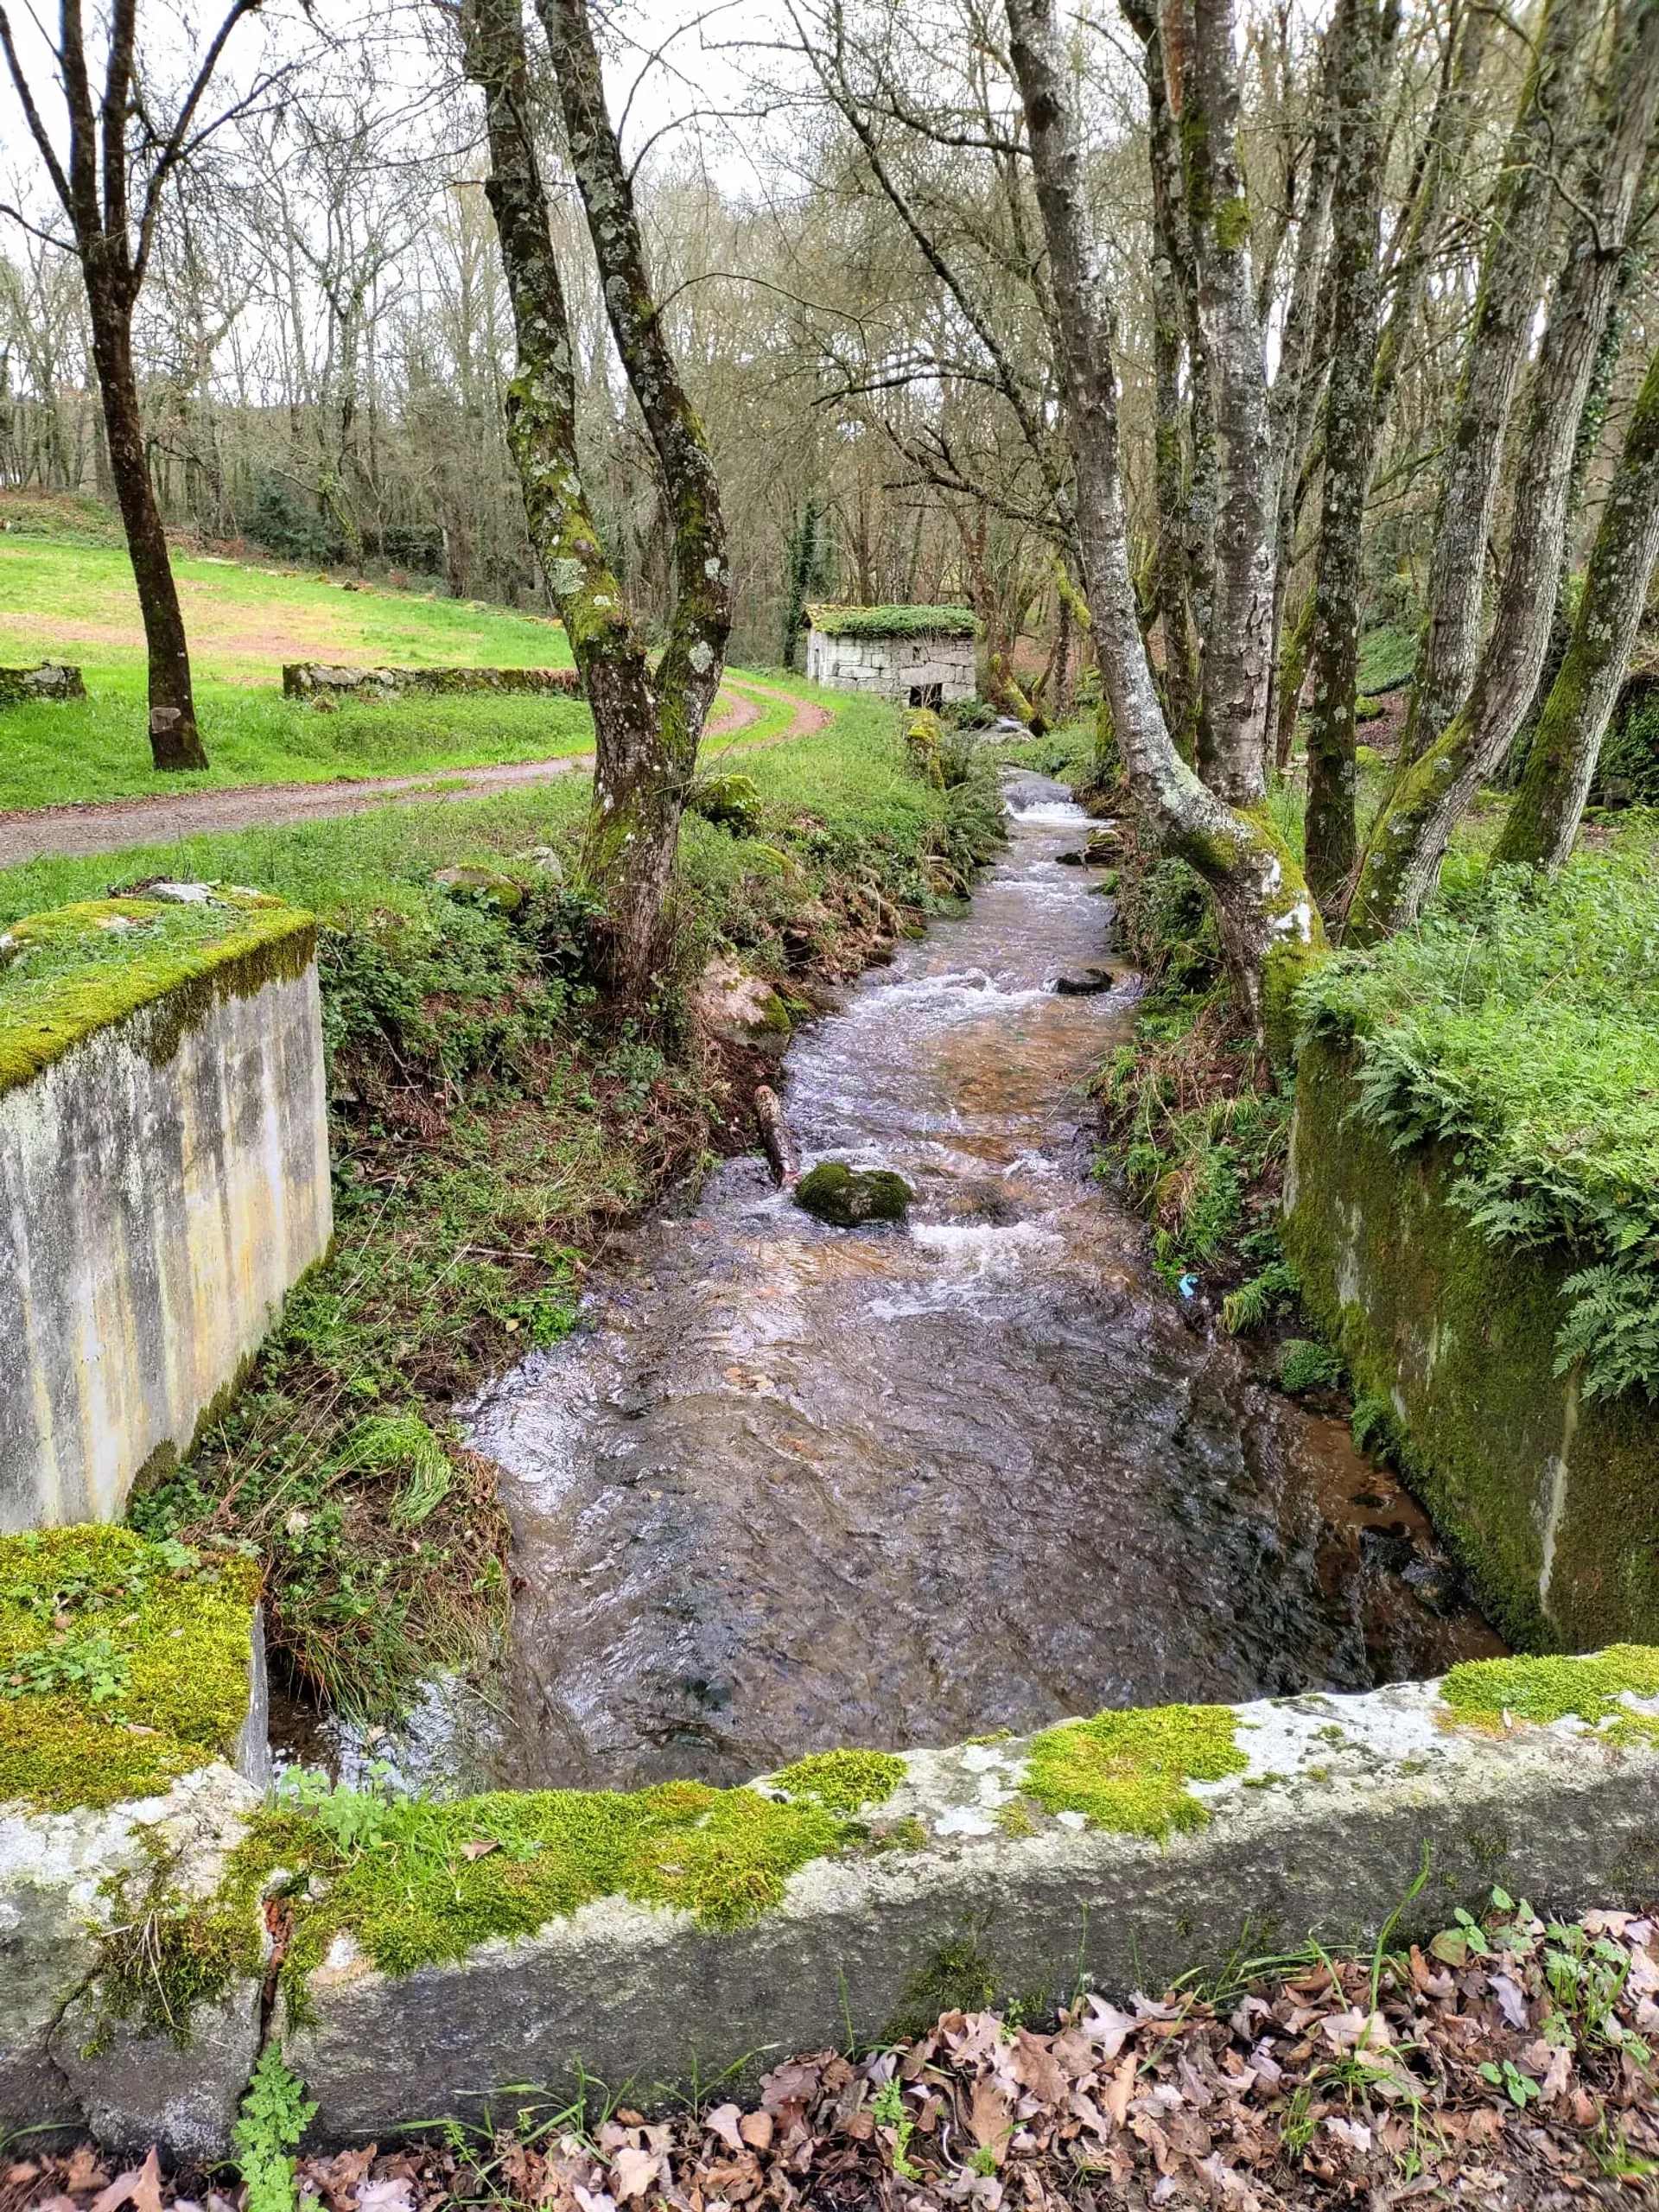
{"left": 1297, "top": 819, "right": 1659, "bottom": 1402}
{"left": 0, "top": 531, "right": 575, "bottom": 680}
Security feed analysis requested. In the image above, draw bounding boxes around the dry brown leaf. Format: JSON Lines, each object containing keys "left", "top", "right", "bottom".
{"left": 88, "top": 2148, "right": 162, "bottom": 2212}
{"left": 702, "top": 2106, "right": 744, "bottom": 2156}
{"left": 608, "top": 2149, "right": 659, "bottom": 2203}
{"left": 1010, "top": 2029, "right": 1066, "bottom": 2107}
{"left": 459, "top": 1838, "right": 499, "bottom": 1861}
{"left": 737, "top": 2112, "right": 772, "bottom": 2153}
{"left": 969, "top": 2075, "right": 1013, "bottom": 2156}
{"left": 1103, "top": 2051, "right": 1138, "bottom": 2129}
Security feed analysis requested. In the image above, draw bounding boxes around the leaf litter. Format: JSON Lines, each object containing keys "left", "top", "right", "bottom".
{"left": 4, "top": 1897, "right": 1659, "bottom": 2210}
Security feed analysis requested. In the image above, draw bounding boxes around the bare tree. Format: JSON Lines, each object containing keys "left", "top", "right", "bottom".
{"left": 1348, "top": 0, "right": 1659, "bottom": 938}
{"left": 0, "top": 0, "right": 278, "bottom": 768}
{"left": 1002, "top": 0, "right": 1323, "bottom": 1051}
{"left": 461, "top": 0, "right": 728, "bottom": 1002}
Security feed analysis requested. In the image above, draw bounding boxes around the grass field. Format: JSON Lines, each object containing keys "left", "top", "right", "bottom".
{"left": 0, "top": 506, "right": 598, "bottom": 808}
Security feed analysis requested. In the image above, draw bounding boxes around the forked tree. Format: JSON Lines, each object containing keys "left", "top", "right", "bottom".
{"left": 459, "top": 0, "right": 728, "bottom": 1004}
{"left": 0, "top": 0, "right": 274, "bottom": 769}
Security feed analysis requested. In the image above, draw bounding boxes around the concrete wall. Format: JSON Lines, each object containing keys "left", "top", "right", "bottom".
{"left": 1284, "top": 1038, "right": 1659, "bottom": 1649}
{"left": 805, "top": 630, "right": 977, "bottom": 702}
{"left": 9, "top": 1662, "right": 1659, "bottom": 2156}
{"left": 0, "top": 912, "right": 332, "bottom": 1529}
{"left": 283, "top": 663, "right": 580, "bottom": 700}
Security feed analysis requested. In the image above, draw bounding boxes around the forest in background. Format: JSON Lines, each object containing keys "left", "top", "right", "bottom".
{"left": 6, "top": 0, "right": 1647, "bottom": 688}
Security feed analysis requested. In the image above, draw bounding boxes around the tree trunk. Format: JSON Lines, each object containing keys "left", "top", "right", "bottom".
{"left": 461, "top": 0, "right": 728, "bottom": 1003}
{"left": 1005, "top": 0, "right": 1322, "bottom": 1053}
{"left": 1398, "top": 0, "right": 1597, "bottom": 765}
{"left": 1347, "top": 0, "right": 1659, "bottom": 938}
{"left": 1180, "top": 0, "right": 1277, "bottom": 804}
{"left": 1496, "top": 339, "right": 1659, "bottom": 868}
{"left": 1262, "top": 21, "right": 1342, "bottom": 772}
{"left": 86, "top": 265, "right": 206, "bottom": 770}
{"left": 1122, "top": 0, "right": 1200, "bottom": 757}
{"left": 1303, "top": 0, "right": 1395, "bottom": 912}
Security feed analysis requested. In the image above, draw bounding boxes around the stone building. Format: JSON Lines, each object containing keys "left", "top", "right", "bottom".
{"left": 804, "top": 605, "right": 979, "bottom": 706}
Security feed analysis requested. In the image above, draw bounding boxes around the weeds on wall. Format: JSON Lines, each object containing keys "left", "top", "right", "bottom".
{"left": 1298, "top": 829, "right": 1659, "bottom": 1402}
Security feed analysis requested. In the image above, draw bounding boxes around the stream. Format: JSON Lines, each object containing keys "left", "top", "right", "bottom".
{"left": 442, "top": 772, "right": 1501, "bottom": 1794}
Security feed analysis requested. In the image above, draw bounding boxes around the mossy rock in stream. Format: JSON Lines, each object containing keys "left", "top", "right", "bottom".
{"left": 795, "top": 1161, "right": 913, "bottom": 1228}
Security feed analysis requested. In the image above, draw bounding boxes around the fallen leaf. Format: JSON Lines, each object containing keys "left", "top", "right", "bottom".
{"left": 356, "top": 2181, "right": 413, "bottom": 2212}
{"left": 1488, "top": 1972, "right": 1529, "bottom": 2029}
{"left": 460, "top": 1837, "right": 500, "bottom": 1861}
{"left": 1103, "top": 2050, "right": 1137, "bottom": 2128}
{"left": 737, "top": 2111, "right": 772, "bottom": 2152}
{"left": 609, "top": 2148, "right": 659, "bottom": 2202}
{"left": 702, "top": 2104, "right": 744, "bottom": 2155}
{"left": 90, "top": 2147, "right": 163, "bottom": 2212}
{"left": 1011, "top": 2027, "right": 1067, "bottom": 2105}
{"left": 969, "top": 2075, "right": 1013, "bottom": 2156}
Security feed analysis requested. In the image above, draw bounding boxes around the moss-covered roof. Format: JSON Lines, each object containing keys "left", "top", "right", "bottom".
{"left": 805, "top": 603, "right": 980, "bottom": 640}
{"left": 0, "top": 1524, "right": 261, "bottom": 1811}
{"left": 0, "top": 887, "right": 315, "bottom": 1099}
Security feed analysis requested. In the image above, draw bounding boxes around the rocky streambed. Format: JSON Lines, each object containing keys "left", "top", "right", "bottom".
{"left": 442, "top": 773, "right": 1500, "bottom": 1794}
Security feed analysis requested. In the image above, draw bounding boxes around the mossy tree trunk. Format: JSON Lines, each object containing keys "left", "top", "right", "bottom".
{"left": 1347, "top": 0, "right": 1659, "bottom": 940}
{"left": 1122, "top": 0, "right": 1203, "bottom": 760}
{"left": 1395, "top": 0, "right": 1597, "bottom": 768}
{"left": 461, "top": 0, "right": 729, "bottom": 1005}
{"left": 1177, "top": 0, "right": 1277, "bottom": 805}
{"left": 1302, "top": 0, "right": 1398, "bottom": 913}
{"left": 1495, "top": 338, "right": 1659, "bottom": 868}
{"left": 1005, "top": 0, "right": 1323, "bottom": 1056}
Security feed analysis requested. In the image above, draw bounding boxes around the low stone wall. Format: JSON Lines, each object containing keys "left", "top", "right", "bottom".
{"left": 7, "top": 1644, "right": 1659, "bottom": 2158}
{"left": 1284, "top": 1037, "right": 1659, "bottom": 1649}
{"left": 282, "top": 663, "right": 581, "bottom": 701}
{"left": 0, "top": 888, "right": 332, "bottom": 1529}
{"left": 0, "top": 662, "right": 86, "bottom": 704}
{"left": 804, "top": 631, "right": 977, "bottom": 703}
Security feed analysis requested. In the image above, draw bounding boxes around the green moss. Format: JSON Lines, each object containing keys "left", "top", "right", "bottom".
{"left": 1022, "top": 1702, "right": 1248, "bottom": 1840}
{"left": 1443, "top": 1647, "right": 1659, "bottom": 1745}
{"left": 886, "top": 1929, "right": 999, "bottom": 2040}
{"left": 1212, "top": 194, "right": 1251, "bottom": 251}
{"left": 0, "top": 892, "right": 314, "bottom": 1096}
{"left": 1284, "top": 1035, "right": 1659, "bottom": 1649}
{"left": 795, "top": 1160, "right": 913, "bottom": 1226}
{"left": 216, "top": 1767, "right": 904, "bottom": 1989}
{"left": 772, "top": 1747, "right": 906, "bottom": 1810}
{"left": 806, "top": 603, "right": 978, "bottom": 640}
{"left": 0, "top": 1526, "right": 260, "bottom": 1811}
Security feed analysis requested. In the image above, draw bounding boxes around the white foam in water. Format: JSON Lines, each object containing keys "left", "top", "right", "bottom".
{"left": 867, "top": 1219, "right": 1063, "bottom": 1318}
{"left": 1006, "top": 800, "right": 1089, "bottom": 824}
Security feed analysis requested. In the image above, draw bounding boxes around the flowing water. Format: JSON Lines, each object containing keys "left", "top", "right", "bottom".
{"left": 454, "top": 773, "right": 1500, "bottom": 1793}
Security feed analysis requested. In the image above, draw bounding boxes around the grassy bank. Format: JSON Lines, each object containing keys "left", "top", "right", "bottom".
{"left": 21, "top": 694, "right": 1004, "bottom": 1719}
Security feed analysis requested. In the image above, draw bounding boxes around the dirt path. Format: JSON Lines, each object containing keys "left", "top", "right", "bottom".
{"left": 0, "top": 677, "right": 832, "bottom": 869}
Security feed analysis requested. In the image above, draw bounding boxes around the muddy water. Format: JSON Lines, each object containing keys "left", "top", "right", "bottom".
{"left": 471, "top": 775, "right": 1500, "bottom": 1792}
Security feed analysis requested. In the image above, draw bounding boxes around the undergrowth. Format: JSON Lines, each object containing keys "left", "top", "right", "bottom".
{"left": 1096, "top": 841, "right": 1298, "bottom": 1324}
{"left": 1297, "top": 826, "right": 1659, "bottom": 1402}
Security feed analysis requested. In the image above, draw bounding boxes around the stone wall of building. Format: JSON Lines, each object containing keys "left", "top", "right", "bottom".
{"left": 804, "top": 630, "right": 977, "bottom": 703}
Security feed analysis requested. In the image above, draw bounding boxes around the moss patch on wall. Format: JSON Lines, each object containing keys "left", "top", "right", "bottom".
{"left": 1285, "top": 1039, "right": 1659, "bottom": 1651}
{"left": 1443, "top": 1646, "right": 1659, "bottom": 1745}
{"left": 1021, "top": 1703, "right": 1248, "bottom": 1840}
{"left": 771, "top": 1748, "right": 907, "bottom": 1810}
{"left": 0, "top": 890, "right": 315, "bottom": 1097}
{"left": 0, "top": 1526, "right": 260, "bottom": 1810}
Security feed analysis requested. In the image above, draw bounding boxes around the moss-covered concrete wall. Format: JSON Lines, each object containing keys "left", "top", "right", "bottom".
{"left": 1284, "top": 1037, "right": 1659, "bottom": 1650}
{"left": 0, "top": 891, "right": 331, "bottom": 1529}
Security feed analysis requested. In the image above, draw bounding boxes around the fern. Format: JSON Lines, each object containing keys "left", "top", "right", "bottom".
{"left": 232, "top": 2048, "right": 318, "bottom": 2212}
{"left": 1554, "top": 1259, "right": 1659, "bottom": 1403}
{"left": 1222, "top": 1260, "right": 1300, "bottom": 1336}
{"left": 1278, "top": 1339, "right": 1344, "bottom": 1394}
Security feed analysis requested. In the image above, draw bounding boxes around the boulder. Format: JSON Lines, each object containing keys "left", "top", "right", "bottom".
{"left": 795, "top": 1160, "right": 912, "bottom": 1227}
{"left": 691, "top": 957, "right": 792, "bottom": 1058}
{"left": 689, "top": 772, "right": 764, "bottom": 835}
{"left": 431, "top": 865, "right": 527, "bottom": 912}
{"left": 1053, "top": 969, "right": 1115, "bottom": 996}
